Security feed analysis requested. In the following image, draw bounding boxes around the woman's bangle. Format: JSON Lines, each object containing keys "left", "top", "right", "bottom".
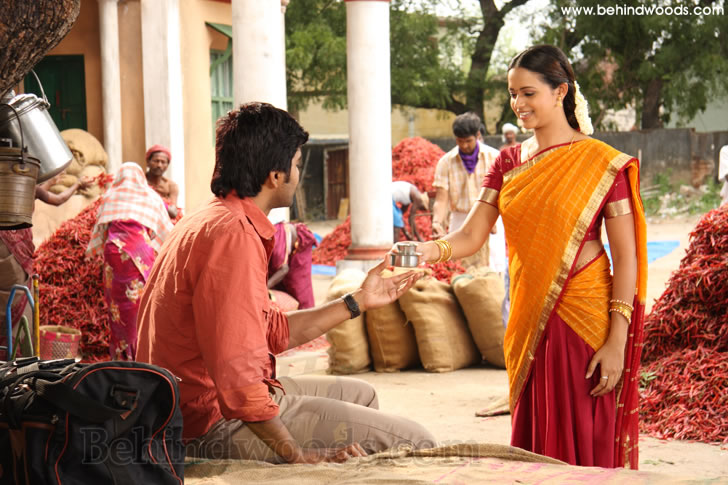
{"left": 608, "top": 306, "right": 632, "bottom": 324}
{"left": 433, "top": 239, "right": 453, "bottom": 263}
{"left": 609, "top": 301, "right": 633, "bottom": 316}
{"left": 609, "top": 299, "right": 634, "bottom": 312}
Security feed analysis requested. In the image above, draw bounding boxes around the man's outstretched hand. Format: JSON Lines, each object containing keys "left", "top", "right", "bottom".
{"left": 356, "top": 258, "right": 421, "bottom": 312}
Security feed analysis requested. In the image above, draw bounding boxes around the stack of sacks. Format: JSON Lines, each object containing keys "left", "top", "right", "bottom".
{"left": 56, "top": 129, "right": 109, "bottom": 198}
{"left": 325, "top": 269, "right": 371, "bottom": 374}
{"left": 452, "top": 272, "right": 506, "bottom": 368}
{"left": 399, "top": 275, "right": 480, "bottom": 372}
{"left": 366, "top": 268, "right": 422, "bottom": 372}
{"left": 325, "top": 267, "right": 506, "bottom": 374}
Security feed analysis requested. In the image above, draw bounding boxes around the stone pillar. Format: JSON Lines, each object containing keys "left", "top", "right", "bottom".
{"left": 232, "top": 0, "right": 287, "bottom": 109}
{"left": 97, "top": 0, "right": 123, "bottom": 174}
{"left": 232, "top": 0, "right": 289, "bottom": 222}
{"left": 140, "top": 0, "right": 186, "bottom": 207}
{"left": 342, "top": 0, "right": 393, "bottom": 270}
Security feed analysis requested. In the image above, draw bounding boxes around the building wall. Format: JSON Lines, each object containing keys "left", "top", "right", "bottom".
{"left": 44, "top": 0, "right": 103, "bottom": 148}
{"left": 178, "top": 0, "right": 232, "bottom": 211}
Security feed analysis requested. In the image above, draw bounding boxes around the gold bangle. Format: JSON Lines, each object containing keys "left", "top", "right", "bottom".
{"left": 609, "top": 302, "right": 633, "bottom": 315}
{"left": 609, "top": 299, "right": 634, "bottom": 312}
{"left": 432, "top": 240, "right": 444, "bottom": 263}
{"left": 609, "top": 307, "right": 632, "bottom": 323}
{"left": 434, "top": 239, "right": 452, "bottom": 263}
{"left": 443, "top": 240, "right": 452, "bottom": 262}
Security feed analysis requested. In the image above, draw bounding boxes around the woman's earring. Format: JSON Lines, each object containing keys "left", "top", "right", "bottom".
{"left": 557, "top": 96, "right": 563, "bottom": 108}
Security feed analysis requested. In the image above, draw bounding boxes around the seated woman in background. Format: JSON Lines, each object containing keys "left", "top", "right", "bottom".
{"left": 86, "top": 162, "right": 173, "bottom": 360}
{"left": 267, "top": 221, "right": 317, "bottom": 309}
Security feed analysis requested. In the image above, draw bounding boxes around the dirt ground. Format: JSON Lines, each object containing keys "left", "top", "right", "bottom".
{"left": 277, "top": 215, "right": 728, "bottom": 480}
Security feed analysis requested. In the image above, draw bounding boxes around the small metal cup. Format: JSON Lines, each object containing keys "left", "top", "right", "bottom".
{"left": 390, "top": 242, "right": 421, "bottom": 267}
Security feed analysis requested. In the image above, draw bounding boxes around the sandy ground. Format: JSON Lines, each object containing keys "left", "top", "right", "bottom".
{"left": 277, "top": 215, "right": 728, "bottom": 480}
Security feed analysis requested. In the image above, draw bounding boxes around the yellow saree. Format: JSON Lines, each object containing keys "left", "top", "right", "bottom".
{"left": 499, "top": 139, "right": 647, "bottom": 468}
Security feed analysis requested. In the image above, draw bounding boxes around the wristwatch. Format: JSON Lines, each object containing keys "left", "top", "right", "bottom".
{"left": 341, "top": 293, "right": 361, "bottom": 319}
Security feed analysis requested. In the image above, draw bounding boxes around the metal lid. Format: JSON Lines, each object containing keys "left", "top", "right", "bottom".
{"left": 0, "top": 93, "right": 50, "bottom": 126}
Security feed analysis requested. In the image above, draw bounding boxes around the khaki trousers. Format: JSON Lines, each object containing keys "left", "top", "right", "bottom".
{"left": 187, "top": 375, "right": 436, "bottom": 463}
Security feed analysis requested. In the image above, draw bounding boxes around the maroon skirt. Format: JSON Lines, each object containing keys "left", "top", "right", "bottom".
{"left": 510, "top": 313, "right": 617, "bottom": 467}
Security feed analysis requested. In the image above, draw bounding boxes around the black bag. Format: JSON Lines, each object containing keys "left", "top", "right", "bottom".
{"left": 0, "top": 358, "right": 185, "bottom": 485}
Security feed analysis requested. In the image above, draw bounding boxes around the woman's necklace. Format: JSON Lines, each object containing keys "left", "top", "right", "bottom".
{"left": 525, "top": 132, "right": 577, "bottom": 163}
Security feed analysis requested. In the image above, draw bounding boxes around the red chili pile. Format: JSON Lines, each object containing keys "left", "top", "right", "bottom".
{"left": 391, "top": 136, "right": 445, "bottom": 194}
{"left": 313, "top": 138, "right": 465, "bottom": 282}
{"left": 312, "top": 217, "right": 351, "bottom": 265}
{"left": 640, "top": 204, "right": 728, "bottom": 444}
{"left": 34, "top": 198, "right": 111, "bottom": 362}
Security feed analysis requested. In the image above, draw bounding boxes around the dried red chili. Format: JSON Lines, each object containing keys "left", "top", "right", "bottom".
{"left": 640, "top": 204, "right": 728, "bottom": 444}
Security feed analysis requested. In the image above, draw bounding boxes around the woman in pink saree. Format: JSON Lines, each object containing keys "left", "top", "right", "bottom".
{"left": 87, "top": 162, "right": 173, "bottom": 360}
{"left": 267, "top": 222, "right": 317, "bottom": 309}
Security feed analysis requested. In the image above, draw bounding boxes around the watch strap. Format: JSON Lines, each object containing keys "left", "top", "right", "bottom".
{"left": 342, "top": 293, "right": 361, "bottom": 319}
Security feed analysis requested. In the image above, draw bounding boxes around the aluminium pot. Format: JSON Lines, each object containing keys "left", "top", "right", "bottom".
{"left": 0, "top": 91, "right": 72, "bottom": 183}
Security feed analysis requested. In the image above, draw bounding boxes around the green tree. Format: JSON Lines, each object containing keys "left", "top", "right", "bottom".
{"left": 285, "top": 0, "right": 531, "bottom": 132}
{"left": 535, "top": 0, "right": 728, "bottom": 129}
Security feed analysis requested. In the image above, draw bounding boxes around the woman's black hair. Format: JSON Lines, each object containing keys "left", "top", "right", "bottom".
{"left": 509, "top": 45, "right": 580, "bottom": 132}
{"left": 211, "top": 102, "right": 309, "bottom": 198}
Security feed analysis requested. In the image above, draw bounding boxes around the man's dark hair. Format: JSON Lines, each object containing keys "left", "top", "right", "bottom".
{"left": 452, "top": 112, "right": 481, "bottom": 138}
{"left": 211, "top": 102, "right": 309, "bottom": 198}
{"left": 479, "top": 123, "right": 486, "bottom": 138}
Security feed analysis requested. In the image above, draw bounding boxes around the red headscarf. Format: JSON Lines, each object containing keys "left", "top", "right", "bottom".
{"left": 145, "top": 144, "right": 172, "bottom": 163}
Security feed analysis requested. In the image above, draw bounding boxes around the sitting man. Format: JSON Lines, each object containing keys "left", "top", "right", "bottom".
{"left": 144, "top": 144, "right": 180, "bottom": 218}
{"left": 136, "top": 102, "right": 436, "bottom": 464}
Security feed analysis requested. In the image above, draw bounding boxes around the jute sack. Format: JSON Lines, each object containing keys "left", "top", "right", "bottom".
{"left": 366, "top": 268, "right": 420, "bottom": 372}
{"left": 56, "top": 174, "right": 77, "bottom": 188}
{"left": 325, "top": 269, "right": 370, "bottom": 374}
{"left": 452, "top": 273, "right": 506, "bottom": 368}
{"left": 399, "top": 276, "right": 480, "bottom": 372}
{"left": 60, "top": 128, "right": 108, "bottom": 168}
{"left": 65, "top": 158, "right": 83, "bottom": 176}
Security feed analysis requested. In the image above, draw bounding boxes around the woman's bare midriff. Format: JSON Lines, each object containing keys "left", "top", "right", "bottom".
{"left": 576, "top": 239, "right": 604, "bottom": 270}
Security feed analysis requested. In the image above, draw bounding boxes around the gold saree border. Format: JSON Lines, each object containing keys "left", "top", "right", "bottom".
{"left": 507, "top": 149, "right": 635, "bottom": 413}
{"left": 504, "top": 139, "right": 590, "bottom": 185}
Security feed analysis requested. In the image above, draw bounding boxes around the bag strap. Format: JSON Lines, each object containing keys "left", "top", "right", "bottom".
{"left": 34, "top": 379, "right": 123, "bottom": 423}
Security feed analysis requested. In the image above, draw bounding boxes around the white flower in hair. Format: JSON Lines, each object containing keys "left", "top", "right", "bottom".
{"left": 573, "top": 81, "right": 594, "bottom": 136}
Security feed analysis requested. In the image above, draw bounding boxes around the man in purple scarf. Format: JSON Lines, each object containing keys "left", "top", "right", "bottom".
{"left": 432, "top": 112, "right": 500, "bottom": 236}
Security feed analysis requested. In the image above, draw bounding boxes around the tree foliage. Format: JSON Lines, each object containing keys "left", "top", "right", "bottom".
{"left": 284, "top": 0, "right": 530, "bottom": 131}
{"left": 535, "top": 0, "right": 728, "bottom": 129}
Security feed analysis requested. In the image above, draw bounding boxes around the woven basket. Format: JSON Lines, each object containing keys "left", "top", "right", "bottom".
{"left": 39, "top": 325, "right": 81, "bottom": 360}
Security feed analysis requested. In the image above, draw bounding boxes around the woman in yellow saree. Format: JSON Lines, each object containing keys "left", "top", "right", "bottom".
{"left": 417, "top": 45, "right": 647, "bottom": 468}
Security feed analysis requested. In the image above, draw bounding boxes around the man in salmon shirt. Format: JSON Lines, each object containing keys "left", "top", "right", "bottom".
{"left": 136, "top": 102, "right": 436, "bottom": 464}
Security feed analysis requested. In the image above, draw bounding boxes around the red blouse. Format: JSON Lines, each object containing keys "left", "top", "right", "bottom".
{"left": 482, "top": 144, "right": 632, "bottom": 241}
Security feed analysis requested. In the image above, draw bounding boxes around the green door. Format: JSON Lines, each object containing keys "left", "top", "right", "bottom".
{"left": 23, "top": 55, "right": 87, "bottom": 131}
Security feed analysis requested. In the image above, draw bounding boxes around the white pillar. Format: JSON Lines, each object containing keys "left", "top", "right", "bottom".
{"left": 343, "top": 0, "right": 392, "bottom": 267}
{"left": 232, "top": 0, "right": 289, "bottom": 223}
{"left": 98, "top": 0, "right": 123, "bottom": 174}
{"left": 232, "top": 0, "right": 287, "bottom": 109}
{"left": 140, "top": 0, "right": 186, "bottom": 207}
